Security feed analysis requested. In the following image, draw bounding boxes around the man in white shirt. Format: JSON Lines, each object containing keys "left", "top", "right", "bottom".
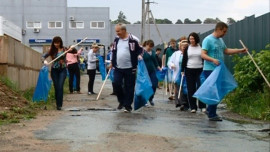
{"left": 111, "top": 23, "right": 143, "bottom": 112}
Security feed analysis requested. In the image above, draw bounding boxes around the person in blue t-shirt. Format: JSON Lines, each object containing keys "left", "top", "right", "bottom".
{"left": 201, "top": 22, "right": 247, "bottom": 121}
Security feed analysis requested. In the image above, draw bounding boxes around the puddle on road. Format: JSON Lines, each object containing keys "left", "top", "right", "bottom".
{"left": 65, "top": 107, "right": 116, "bottom": 112}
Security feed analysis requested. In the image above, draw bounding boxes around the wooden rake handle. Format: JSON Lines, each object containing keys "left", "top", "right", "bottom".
{"left": 48, "top": 37, "right": 88, "bottom": 65}
{"left": 178, "top": 74, "right": 184, "bottom": 99}
{"left": 96, "top": 68, "right": 112, "bottom": 100}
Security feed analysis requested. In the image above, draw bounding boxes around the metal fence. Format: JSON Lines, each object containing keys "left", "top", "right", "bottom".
{"left": 199, "top": 12, "right": 270, "bottom": 72}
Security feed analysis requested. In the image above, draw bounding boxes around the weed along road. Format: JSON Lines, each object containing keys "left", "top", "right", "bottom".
{"left": 1, "top": 74, "right": 270, "bottom": 152}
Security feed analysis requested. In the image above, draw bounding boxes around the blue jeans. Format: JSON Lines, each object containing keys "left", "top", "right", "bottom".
{"left": 51, "top": 68, "right": 67, "bottom": 108}
{"left": 80, "top": 63, "right": 85, "bottom": 71}
{"left": 203, "top": 70, "right": 218, "bottom": 118}
{"left": 113, "top": 68, "right": 136, "bottom": 110}
{"left": 148, "top": 71, "right": 158, "bottom": 102}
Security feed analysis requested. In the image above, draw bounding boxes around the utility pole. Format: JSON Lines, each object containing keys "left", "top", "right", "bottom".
{"left": 142, "top": 0, "right": 164, "bottom": 43}
{"left": 141, "top": 0, "right": 164, "bottom": 45}
{"left": 146, "top": 0, "right": 150, "bottom": 40}
{"left": 141, "top": 0, "right": 145, "bottom": 44}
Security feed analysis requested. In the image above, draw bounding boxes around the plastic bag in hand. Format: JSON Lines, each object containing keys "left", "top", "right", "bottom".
{"left": 193, "top": 61, "right": 237, "bottom": 105}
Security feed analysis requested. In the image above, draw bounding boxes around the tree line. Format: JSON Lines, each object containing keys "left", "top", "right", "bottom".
{"left": 112, "top": 11, "right": 237, "bottom": 25}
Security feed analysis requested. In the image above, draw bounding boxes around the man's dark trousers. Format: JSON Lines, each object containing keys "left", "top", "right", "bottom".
{"left": 113, "top": 68, "right": 136, "bottom": 110}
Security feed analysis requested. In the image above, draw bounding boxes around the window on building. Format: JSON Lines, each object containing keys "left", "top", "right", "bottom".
{"left": 48, "top": 21, "right": 63, "bottom": 29}
{"left": 69, "top": 21, "right": 84, "bottom": 29}
{"left": 26, "top": 21, "right": 42, "bottom": 28}
{"left": 90, "top": 21, "right": 105, "bottom": 29}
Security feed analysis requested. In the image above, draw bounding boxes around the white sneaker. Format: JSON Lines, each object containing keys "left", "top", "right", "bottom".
{"left": 191, "top": 109, "right": 196, "bottom": 113}
{"left": 202, "top": 108, "right": 207, "bottom": 113}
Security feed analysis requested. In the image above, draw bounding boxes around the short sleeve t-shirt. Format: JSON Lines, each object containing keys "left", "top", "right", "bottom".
{"left": 202, "top": 34, "right": 227, "bottom": 70}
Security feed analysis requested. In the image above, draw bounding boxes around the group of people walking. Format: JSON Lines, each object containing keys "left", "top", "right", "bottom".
{"left": 42, "top": 22, "right": 247, "bottom": 121}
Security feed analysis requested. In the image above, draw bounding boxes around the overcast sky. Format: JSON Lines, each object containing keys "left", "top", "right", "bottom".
{"left": 67, "top": 0, "right": 270, "bottom": 23}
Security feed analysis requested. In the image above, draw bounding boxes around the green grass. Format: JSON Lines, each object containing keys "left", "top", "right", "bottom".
{"left": 225, "top": 88, "right": 270, "bottom": 121}
{"left": 0, "top": 76, "right": 69, "bottom": 126}
{"left": 0, "top": 76, "right": 19, "bottom": 92}
{"left": 0, "top": 106, "right": 37, "bottom": 125}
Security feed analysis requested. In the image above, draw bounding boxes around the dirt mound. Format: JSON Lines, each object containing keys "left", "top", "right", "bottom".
{"left": 0, "top": 81, "right": 28, "bottom": 111}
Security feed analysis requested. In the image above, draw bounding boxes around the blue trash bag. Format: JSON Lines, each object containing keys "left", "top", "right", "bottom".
{"left": 175, "top": 71, "right": 188, "bottom": 95}
{"left": 156, "top": 67, "right": 167, "bottom": 82}
{"left": 200, "top": 71, "right": 206, "bottom": 84}
{"left": 134, "top": 60, "right": 154, "bottom": 110}
{"left": 193, "top": 61, "right": 238, "bottom": 105}
{"left": 109, "top": 68, "right": 114, "bottom": 82}
{"left": 174, "top": 70, "right": 182, "bottom": 85}
{"left": 134, "top": 95, "right": 147, "bottom": 111}
{"left": 97, "top": 56, "right": 106, "bottom": 81}
{"left": 182, "top": 78, "right": 188, "bottom": 95}
{"left": 32, "top": 66, "right": 52, "bottom": 102}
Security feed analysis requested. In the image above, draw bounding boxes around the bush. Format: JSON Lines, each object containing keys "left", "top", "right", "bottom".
{"left": 225, "top": 46, "right": 270, "bottom": 120}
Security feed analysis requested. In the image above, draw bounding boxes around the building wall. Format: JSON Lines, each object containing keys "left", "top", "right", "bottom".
{"left": 0, "top": 0, "right": 110, "bottom": 54}
{"left": 23, "top": 0, "right": 67, "bottom": 53}
{"left": 0, "top": 0, "right": 67, "bottom": 50}
{"left": 0, "top": 0, "right": 24, "bottom": 28}
{"left": 67, "top": 7, "right": 111, "bottom": 48}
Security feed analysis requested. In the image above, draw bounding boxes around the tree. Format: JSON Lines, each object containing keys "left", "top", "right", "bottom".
{"left": 155, "top": 18, "right": 173, "bottom": 24}
{"left": 203, "top": 18, "right": 217, "bottom": 24}
{"left": 227, "top": 17, "right": 236, "bottom": 24}
{"left": 155, "top": 19, "right": 163, "bottom": 24}
{"left": 195, "top": 19, "right": 202, "bottom": 24}
{"left": 163, "top": 18, "right": 173, "bottom": 24}
{"left": 183, "top": 18, "right": 202, "bottom": 24}
{"left": 184, "top": 18, "right": 192, "bottom": 24}
{"left": 134, "top": 21, "right": 141, "bottom": 24}
{"left": 175, "top": 19, "right": 183, "bottom": 24}
{"left": 111, "top": 11, "right": 130, "bottom": 24}
{"left": 215, "top": 17, "right": 222, "bottom": 23}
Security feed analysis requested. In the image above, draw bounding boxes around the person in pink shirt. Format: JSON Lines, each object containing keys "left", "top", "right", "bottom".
{"left": 66, "top": 47, "right": 83, "bottom": 94}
